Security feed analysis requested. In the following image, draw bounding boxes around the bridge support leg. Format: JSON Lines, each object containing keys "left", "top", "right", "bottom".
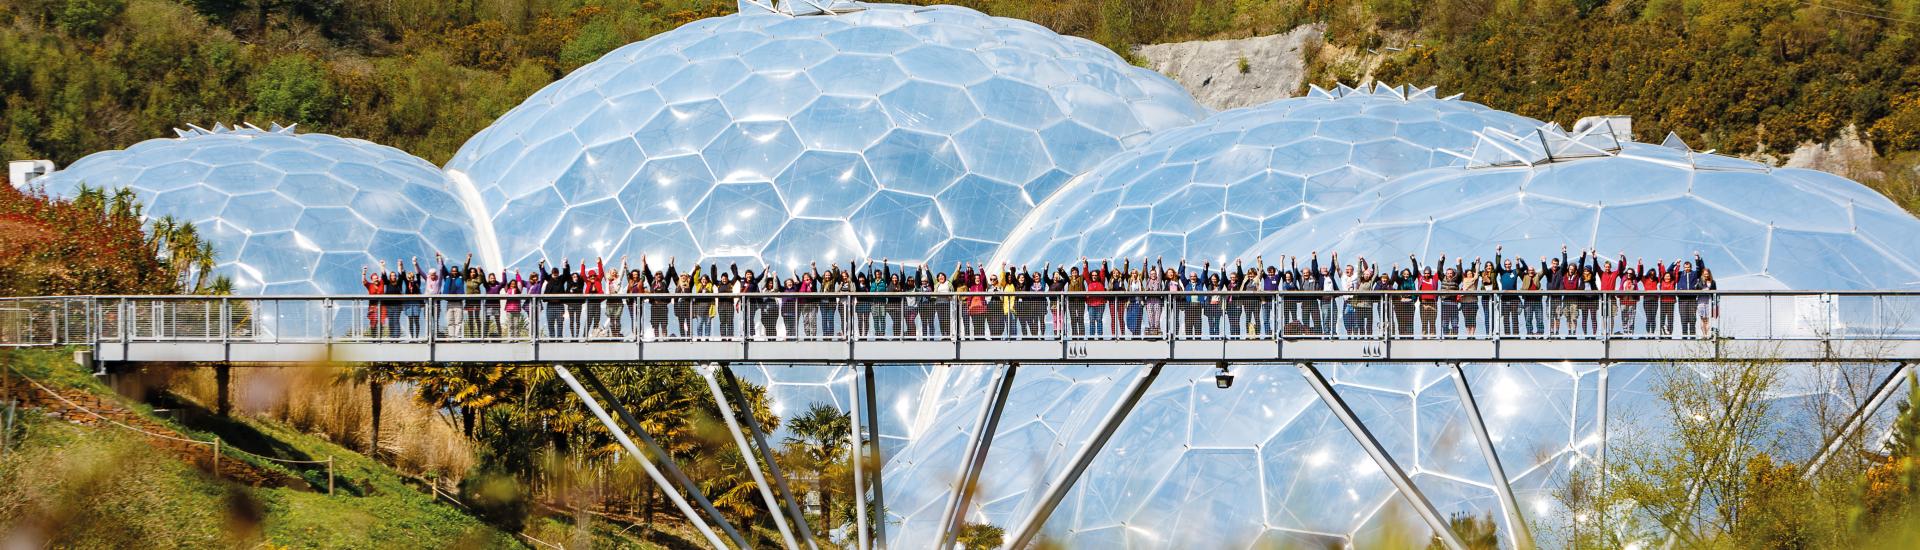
{"left": 1449, "top": 363, "right": 1535, "bottom": 550}
{"left": 1002, "top": 362, "right": 1164, "bottom": 550}
{"left": 700, "top": 363, "right": 803, "bottom": 550}
{"left": 850, "top": 365, "right": 871, "bottom": 550}
{"left": 937, "top": 362, "right": 1018, "bottom": 550}
{"left": 1806, "top": 362, "right": 1914, "bottom": 479}
{"left": 864, "top": 363, "right": 888, "bottom": 549}
{"left": 1296, "top": 362, "right": 1465, "bottom": 550}
{"left": 1597, "top": 365, "right": 1609, "bottom": 495}
{"left": 554, "top": 365, "right": 735, "bottom": 550}
{"left": 719, "top": 365, "right": 820, "bottom": 550}
{"left": 574, "top": 366, "right": 750, "bottom": 549}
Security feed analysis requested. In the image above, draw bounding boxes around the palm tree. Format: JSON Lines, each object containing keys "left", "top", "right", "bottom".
{"left": 341, "top": 364, "right": 403, "bottom": 459}
{"left": 784, "top": 402, "right": 850, "bottom": 529}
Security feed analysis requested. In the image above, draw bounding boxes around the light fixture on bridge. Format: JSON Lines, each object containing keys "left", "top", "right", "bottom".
{"left": 1214, "top": 363, "right": 1233, "bottom": 389}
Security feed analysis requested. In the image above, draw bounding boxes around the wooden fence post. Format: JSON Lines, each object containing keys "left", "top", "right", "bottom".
{"left": 211, "top": 439, "right": 220, "bottom": 476}
{"left": 327, "top": 456, "right": 335, "bottom": 495}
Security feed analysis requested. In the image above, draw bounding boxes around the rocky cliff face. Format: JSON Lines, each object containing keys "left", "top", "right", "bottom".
{"left": 1132, "top": 25, "right": 1323, "bottom": 111}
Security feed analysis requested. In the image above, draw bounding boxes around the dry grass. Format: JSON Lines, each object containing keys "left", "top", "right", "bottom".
{"left": 173, "top": 366, "right": 474, "bottom": 481}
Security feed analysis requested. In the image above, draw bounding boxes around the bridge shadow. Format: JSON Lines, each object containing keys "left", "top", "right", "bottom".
{"left": 151, "top": 390, "right": 364, "bottom": 495}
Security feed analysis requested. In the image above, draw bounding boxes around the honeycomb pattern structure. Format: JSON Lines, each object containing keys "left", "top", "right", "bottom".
{"left": 992, "top": 83, "right": 1544, "bottom": 267}
{"left": 895, "top": 127, "right": 1920, "bottom": 549}
{"left": 1243, "top": 132, "right": 1920, "bottom": 290}
{"left": 443, "top": 2, "right": 1208, "bottom": 272}
{"left": 31, "top": 124, "right": 477, "bottom": 295}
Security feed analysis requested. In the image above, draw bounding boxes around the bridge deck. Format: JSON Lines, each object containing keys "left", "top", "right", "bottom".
{"left": 5, "top": 291, "right": 1919, "bottom": 364}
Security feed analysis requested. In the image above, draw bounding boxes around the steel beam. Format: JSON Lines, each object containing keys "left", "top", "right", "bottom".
{"left": 937, "top": 363, "right": 1019, "bottom": 549}
{"left": 577, "top": 366, "right": 749, "bottom": 550}
{"left": 1806, "top": 362, "right": 1914, "bottom": 479}
{"left": 1598, "top": 365, "right": 1609, "bottom": 495}
{"left": 850, "top": 364, "right": 870, "bottom": 550}
{"left": 864, "top": 363, "right": 889, "bottom": 549}
{"left": 700, "top": 363, "right": 802, "bottom": 550}
{"left": 719, "top": 366, "right": 820, "bottom": 550}
{"left": 1002, "top": 362, "right": 1164, "bottom": 550}
{"left": 1297, "top": 362, "right": 1465, "bottom": 550}
{"left": 553, "top": 366, "right": 731, "bottom": 550}
{"left": 1449, "top": 363, "right": 1535, "bottom": 550}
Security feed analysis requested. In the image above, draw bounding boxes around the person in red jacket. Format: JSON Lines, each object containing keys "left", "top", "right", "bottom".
{"left": 1084, "top": 258, "right": 1109, "bottom": 338}
{"left": 1413, "top": 254, "right": 1441, "bottom": 338}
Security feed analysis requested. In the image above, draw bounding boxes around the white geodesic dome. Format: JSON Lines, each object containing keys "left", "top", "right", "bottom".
{"left": 992, "top": 83, "right": 1545, "bottom": 266}
{"left": 32, "top": 124, "right": 477, "bottom": 294}
{"left": 443, "top": 2, "right": 1207, "bottom": 272}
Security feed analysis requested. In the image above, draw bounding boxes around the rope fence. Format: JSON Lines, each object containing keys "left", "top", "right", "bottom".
{"left": 3, "top": 365, "right": 333, "bottom": 494}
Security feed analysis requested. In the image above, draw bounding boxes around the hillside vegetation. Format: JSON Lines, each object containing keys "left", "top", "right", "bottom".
{"left": 0, "top": 348, "right": 527, "bottom": 548}
{"left": 5, "top": 0, "right": 1920, "bottom": 172}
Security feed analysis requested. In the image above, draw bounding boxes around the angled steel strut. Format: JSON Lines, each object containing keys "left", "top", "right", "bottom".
{"left": 553, "top": 365, "right": 734, "bottom": 549}
{"left": 719, "top": 365, "right": 820, "bottom": 550}
{"left": 575, "top": 366, "right": 750, "bottom": 549}
{"left": 1002, "top": 362, "right": 1164, "bottom": 550}
{"left": 937, "top": 362, "right": 1019, "bottom": 549}
{"left": 700, "top": 363, "right": 803, "bottom": 550}
{"left": 1297, "top": 362, "right": 1466, "bottom": 550}
{"left": 1806, "top": 362, "right": 1915, "bottom": 479}
{"left": 864, "top": 363, "right": 889, "bottom": 549}
{"left": 1450, "top": 363, "right": 1535, "bottom": 550}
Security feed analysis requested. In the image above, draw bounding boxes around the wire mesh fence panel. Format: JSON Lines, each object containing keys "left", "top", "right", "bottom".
{"left": 17, "top": 291, "right": 1920, "bottom": 353}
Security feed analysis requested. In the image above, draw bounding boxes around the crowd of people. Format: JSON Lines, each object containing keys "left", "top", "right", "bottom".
{"left": 356, "top": 246, "right": 1719, "bottom": 342}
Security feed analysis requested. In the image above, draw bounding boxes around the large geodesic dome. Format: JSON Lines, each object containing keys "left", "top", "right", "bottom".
{"left": 991, "top": 83, "right": 1544, "bottom": 266}
{"left": 443, "top": 2, "right": 1207, "bottom": 271}
{"left": 1244, "top": 128, "right": 1920, "bottom": 290}
{"left": 876, "top": 125, "right": 1920, "bottom": 549}
{"left": 31, "top": 124, "right": 477, "bottom": 295}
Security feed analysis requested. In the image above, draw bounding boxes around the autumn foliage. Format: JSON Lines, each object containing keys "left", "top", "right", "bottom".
{"left": 0, "top": 183, "right": 189, "bottom": 296}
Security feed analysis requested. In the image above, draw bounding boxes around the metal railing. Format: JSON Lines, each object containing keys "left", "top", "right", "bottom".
{"left": 6, "top": 290, "right": 1920, "bottom": 347}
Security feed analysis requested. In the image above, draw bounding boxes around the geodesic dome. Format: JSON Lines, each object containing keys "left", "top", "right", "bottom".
{"left": 991, "top": 83, "right": 1544, "bottom": 266}
{"left": 31, "top": 124, "right": 477, "bottom": 295}
{"left": 1242, "top": 127, "right": 1920, "bottom": 290}
{"left": 443, "top": 2, "right": 1207, "bottom": 272}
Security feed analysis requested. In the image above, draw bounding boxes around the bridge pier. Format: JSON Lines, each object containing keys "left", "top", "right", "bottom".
{"left": 719, "top": 364, "right": 819, "bottom": 550}
{"left": 700, "top": 363, "right": 803, "bottom": 550}
{"left": 937, "top": 362, "right": 1018, "bottom": 549}
{"left": 571, "top": 366, "right": 748, "bottom": 548}
{"left": 1806, "top": 362, "right": 1915, "bottom": 479}
{"left": 1297, "top": 361, "right": 1465, "bottom": 550}
{"left": 862, "top": 362, "right": 888, "bottom": 549}
{"left": 553, "top": 365, "right": 735, "bottom": 549}
{"left": 1002, "top": 361, "right": 1164, "bottom": 550}
{"left": 1450, "top": 362, "right": 1534, "bottom": 550}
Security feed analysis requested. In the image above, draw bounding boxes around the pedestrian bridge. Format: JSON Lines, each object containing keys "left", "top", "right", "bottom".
{"left": 7, "top": 290, "right": 1919, "bottom": 550}
{"left": 5, "top": 291, "right": 1920, "bottom": 364}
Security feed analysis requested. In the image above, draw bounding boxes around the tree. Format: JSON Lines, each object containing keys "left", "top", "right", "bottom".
{"left": 784, "top": 402, "right": 850, "bottom": 529}
{"left": 956, "top": 522, "right": 1005, "bottom": 550}
{"left": 0, "top": 185, "right": 197, "bottom": 296}
{"left": 1427, "top": 512, "right": 1499, "bottom": 550}
{"left": 248, "top": 54, "right": 336, "bottom": 125}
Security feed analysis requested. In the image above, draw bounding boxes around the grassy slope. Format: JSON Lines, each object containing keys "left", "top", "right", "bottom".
{"left": 0, "top": 348, "right": 524, "bottom": 548}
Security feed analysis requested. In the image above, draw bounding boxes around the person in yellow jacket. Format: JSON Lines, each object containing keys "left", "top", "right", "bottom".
{"left": 694, "top": 265, "right": 717, "bottom": 339}
{"left": 997, "top": 265, "right": 1017, "bottom": 339}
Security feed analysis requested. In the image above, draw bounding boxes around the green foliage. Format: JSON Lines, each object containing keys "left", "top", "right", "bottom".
{"left": 248, "top": 54, "right": 335, "bottom": 124}
{"left": 57, "top": 0, "right": 128, "bottom": 37}
{"left": 0, "top": 347, "right": 520, "bottom": 548}
{"left": 459, "top": 465, "right": 532, "bottom": 533}
{"left": 1890, "top": 371, "right": 1920, "bottom": 461}
{"left": 1427, "top": 511, "right": 1499, "bottom": 550}
{"left": 559, "top": 16, "right": 624, "bottom": 69}
{"left": 956, "top": 521, "right": 1006, "bottom": 550}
